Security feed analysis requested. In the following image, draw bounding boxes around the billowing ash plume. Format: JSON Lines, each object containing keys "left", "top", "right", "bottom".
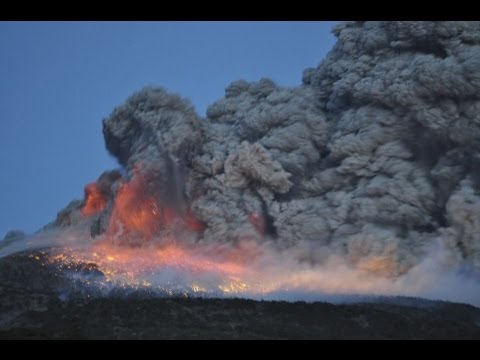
{"left": 13, "top": 21, "right": 480, "bottom": 284}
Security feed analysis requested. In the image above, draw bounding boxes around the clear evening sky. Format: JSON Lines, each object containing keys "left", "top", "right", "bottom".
{"left": 0, "top": 21, "right": 337, "bottom": 237}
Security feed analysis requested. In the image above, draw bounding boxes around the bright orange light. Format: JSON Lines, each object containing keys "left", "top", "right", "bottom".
{"left": 48, "top": 242, "right": 251, "bottom": 280}
{"left": 70, "top": 163, "right": 258, "bottom": 294}
{"left": 82, "top": 182, "right": 107, "bottom": 216}
{"left": 108, "top": 172, "right": 162, "bottom": 240}
{"left": 105, "top": 164, "right": 204, "bottom": 243}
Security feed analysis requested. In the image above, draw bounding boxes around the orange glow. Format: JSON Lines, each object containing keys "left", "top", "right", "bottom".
{"left": 105, "top": 164, "right": 205, "bottom": 243}
{"left": 108, "top": 171, "right": 163, "bottom": 240}
{"left": 203, "top": 240, "right": 262, "bottom": 264}
{"left": 185, "top": 208, "right": 205, "bottom": 232}
{"left": 48, "top": 241, "right": 250, "bottom": 283}
{"left": 357, "top": 256, "right": 397, "bottom": 277}
{"left": 82, "top": 182, "right": 107, "bottom": 216}
{"left": 69, "top": 164, "right": 274, "bottom": 295}
{"left": 44, "top": 231, "right": 415, "bottom": 298}
{"left": 46, "top": 240, "right": 406, "bottom": 298}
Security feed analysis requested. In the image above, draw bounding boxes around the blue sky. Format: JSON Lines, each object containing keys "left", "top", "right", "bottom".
{"left": 0, "top": 21, "right": 337, "bottom": 237}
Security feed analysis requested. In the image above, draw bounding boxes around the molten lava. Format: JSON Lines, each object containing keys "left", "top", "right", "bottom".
{"left": 108, "top": 170, "right": 164, "bottom": 241}
{"left": 82, "top": 182, "right": 107, "bottom": 216}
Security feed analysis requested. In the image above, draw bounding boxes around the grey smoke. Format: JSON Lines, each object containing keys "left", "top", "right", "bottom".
{"left": 86, "top": 21, "right": 480, "bottom": 273}
{"left": 3, "top": 21, "right": 480, "bottom": 304}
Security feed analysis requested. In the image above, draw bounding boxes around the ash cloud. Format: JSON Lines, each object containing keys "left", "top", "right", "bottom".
{"left": 67, "top": 21, "right": 480, "bottom": 278}
{"left": 3, "top": 21, "right": 480, "bottom": 305}
{"left": 98, "top": 21, "right": 480, "bottom": 276}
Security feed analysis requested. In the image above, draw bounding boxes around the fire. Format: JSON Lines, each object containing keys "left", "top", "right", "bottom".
{"left": 82, "top": 182, "right": 107, "bottom": 216}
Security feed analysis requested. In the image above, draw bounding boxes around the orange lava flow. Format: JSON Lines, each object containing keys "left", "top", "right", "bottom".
{"left": 81, "top": 182, "right": 107, "bottom": 216}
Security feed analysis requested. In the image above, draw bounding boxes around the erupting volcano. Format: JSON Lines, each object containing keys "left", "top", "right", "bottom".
{"left": 2, "top": 21, "right": 480, "bottom": 308}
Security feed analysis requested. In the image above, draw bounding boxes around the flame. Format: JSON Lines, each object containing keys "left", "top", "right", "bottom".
{"left": 82, "top": 182, "right": 107, "bottom": 216}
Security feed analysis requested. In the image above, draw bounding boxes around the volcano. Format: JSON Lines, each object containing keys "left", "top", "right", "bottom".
{"left": 1, "top": 21, "right": 480, "bottom": 339}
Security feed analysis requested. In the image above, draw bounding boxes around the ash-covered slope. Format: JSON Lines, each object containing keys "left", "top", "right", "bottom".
{"left": 50, "top": 21, "right": 480, "bottom": 278}
{"left": 1, "top": 250, "right": 479, "bottom": 340}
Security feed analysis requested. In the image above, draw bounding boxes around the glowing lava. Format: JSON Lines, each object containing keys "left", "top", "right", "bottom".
{"left": 106, "top": 166, "right": 174, "bottom": 242}
{"left": 82, "top": 182, "right": 107, "bottom": 216}
{"left": 98, "top": 164, "right": 205, "bottom": 246}
{"left": 109, "top": 178, "right": 161, "bottom": 239}
{"left": 46, "top": 242, "right": 253, "bottom": 296}
{"left": 44, "top": 240, "right": 414, "bottom": 300}
{"left": 72, "top": 163, "right": 263, "bottom": 295}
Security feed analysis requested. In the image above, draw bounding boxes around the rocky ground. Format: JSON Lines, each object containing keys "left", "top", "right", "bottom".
{"left": 1, "top": 250, "right": 479, "bottom": 339}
